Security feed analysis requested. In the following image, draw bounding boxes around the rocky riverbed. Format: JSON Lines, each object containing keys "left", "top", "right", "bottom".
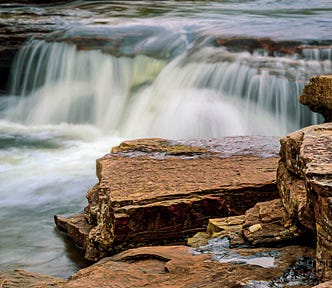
{"left": 1, "top": 1, "right": 332, "bottom": 287}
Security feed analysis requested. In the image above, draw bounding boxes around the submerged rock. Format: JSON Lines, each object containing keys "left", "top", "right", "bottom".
{"left": 55, "top": 137, "right": 280, "bottom": 262}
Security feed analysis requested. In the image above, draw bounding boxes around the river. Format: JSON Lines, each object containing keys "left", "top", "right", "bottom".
{"left": 0, "top": 0, "right": 331, "bottom": 279}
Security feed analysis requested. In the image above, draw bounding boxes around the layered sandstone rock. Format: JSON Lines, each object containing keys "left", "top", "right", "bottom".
{"left": 277, "top": 123, "right": 332, "bottom": 281}
{"left": 0, "top": 269, "right": 65, "bottom": 287}
{"left": 300, "top": 75, "right": 332, "bottom": 122}
{"left": 55, "top": 137, "right": 280, "bottom": 262}
{"left": 199, "top": 199, "right": 305, "bottom": 249}
{"left": 62, "top": 244, "right": 316, "bottom": 288}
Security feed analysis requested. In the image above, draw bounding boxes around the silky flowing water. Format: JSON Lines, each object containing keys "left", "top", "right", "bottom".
{"left": 0, "top": 0, "right": 331, "bottom": 279}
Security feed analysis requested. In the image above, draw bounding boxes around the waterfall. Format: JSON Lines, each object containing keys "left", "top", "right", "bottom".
{"left": 3, "top": 39, "right": 330, "bottom": 138}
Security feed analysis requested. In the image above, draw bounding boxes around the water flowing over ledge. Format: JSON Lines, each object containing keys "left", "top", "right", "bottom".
{"left": 4, "top": 35, "right": 331, "bottom": 138}
{"left": 0, "top": 0, "right": 332, "bottom": 280}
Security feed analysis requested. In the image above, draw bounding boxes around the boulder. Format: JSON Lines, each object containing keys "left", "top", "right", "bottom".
{"left": 55, "top": 137, "right": 280, "bottom": 262}
{"left": 277, "top": 123, "right": 332, "bottom": 281}
{"left": 299, "top": 75, "right": 332, "bottom": 122}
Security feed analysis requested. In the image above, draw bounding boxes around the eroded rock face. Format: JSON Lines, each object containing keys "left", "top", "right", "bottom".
{"left": 299, "top": 75, "right": 332, "bottom": 122}
{"left": 55, "top": 137, "right": 280, "bottom": 262}
{"left": 203, "top": 199, "right": 305, "bottom": 249}
{"left": 277, "top": 123, "right": 332, "bottom": 281}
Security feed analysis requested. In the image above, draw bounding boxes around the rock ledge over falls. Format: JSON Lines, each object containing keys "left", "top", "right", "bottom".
{"left": 55, "top": 137, "right": 280, "bottom": 262}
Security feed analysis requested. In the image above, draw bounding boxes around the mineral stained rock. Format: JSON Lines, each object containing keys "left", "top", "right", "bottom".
{"left": 61, "top": 244, "right": 316, "bottom": 288}
{"left": 55, "top": 137, "right": 280, "bottom": 262}
{"left": 299, "top": 75, "right": 332, "bottom": 122}
{"left": 277, "top": 123, "right": 332, "bottom": 281}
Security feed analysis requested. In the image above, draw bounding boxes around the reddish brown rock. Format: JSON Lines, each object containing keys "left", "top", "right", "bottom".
{"left": 0, "top": 269, "right": 65, "bottom": 288}
{"left": 54, "top": 214, "right": 93, "bottom": 250}
{"left": 215, "top": 37, "right": 304, "bottom": 55}
{"left": 201, "top": 199, "right": 305, "bottom": 248}
{"left": 61, "top": 244, "right": 315, "bottom": 288}
{"left": 242, "top": 199, "right": 304, "bottom": 245}
{"left": 300, "top": 75, "right": 332, "bottom": 122}
{"left": 277, "top": 162, "right": 315, "bottom": 232}
{"left": 313, "top": 280, "right": 332, "bottom": 288}
{"left": 55, "top": 137, "right": 280, "bottom": 262}
{"left": 278, "top": 123, "right": 332, "bottom": 281}
{"left": 215, "top": 36, "right": 332, "bottom": 58}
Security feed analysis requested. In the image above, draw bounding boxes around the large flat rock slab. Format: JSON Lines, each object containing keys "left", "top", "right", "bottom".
{"left": 61, "top": 244, "right": 316, "bottom": 288}
{"left": 55, "top": 137, "right": 280, "bottom": 261}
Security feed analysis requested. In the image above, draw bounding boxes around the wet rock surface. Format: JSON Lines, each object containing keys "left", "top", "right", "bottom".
{"left": 215, "top": 36, "right": 332, "bottom": 58}
{"left": 55, "top": 137, "right": 280, "bottom": 262}
{"left": 61, "top": 244, "right": 316, "bottom": 288}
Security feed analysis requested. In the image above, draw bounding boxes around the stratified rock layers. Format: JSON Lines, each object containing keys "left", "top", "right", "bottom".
{"left": 55, "top": 137, "right": 280, "bottom": 261}
{"left": 61, "top": 244, "right": 315, "bottom": 288}
{"left": 0, "top": 270, "right": 65, "bottom": 288}
{"left": 277, "top": 123, "right": 332, "bottom": 281}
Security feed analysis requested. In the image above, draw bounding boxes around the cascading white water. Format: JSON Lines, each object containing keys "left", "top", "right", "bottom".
{"left": 5, "top": 39, "right": 330, "bottom": 138}
{"left": 1, "top": 0, "right": 332, "bottom": 280}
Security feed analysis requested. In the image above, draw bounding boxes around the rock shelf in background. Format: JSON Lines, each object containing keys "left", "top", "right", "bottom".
{"left": 215, "top": 36, "right": 332, "bottom": 57}
{"left": 55, "top": 137, "right": 280, "bottom": 262}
